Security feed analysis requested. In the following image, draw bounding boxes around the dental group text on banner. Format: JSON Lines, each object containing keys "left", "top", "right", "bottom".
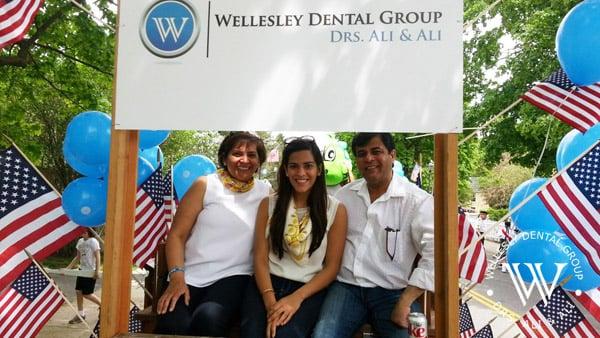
{"left": 114, "top": 0, "right": 463, "bottom": 133}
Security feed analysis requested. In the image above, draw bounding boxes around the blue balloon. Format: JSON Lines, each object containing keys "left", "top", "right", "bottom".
{"left": 507, "top": 231, "right": 600, "bottom": 291}
{"left": 173, "top": 155, "right": 216, "bottom": 198}
{"left": 509, "top": 178, "right": 560, "bottom": 233}
{"left": 556, "top": 125, "right": 600, "bottom": 171}
{"left": 139, "top": 146, "right": 164, "bottom": 170}
{"left": 64, "top": 111, "right": 112, "bottom": 166}
{"left": 63, "top": 142, "right": 107, "bottom": 178}
{"left": 139, "top": 130, "right": 170, "bottom": 149}
{"left": 62, "top": 177, "right": 108, "bottom": 226}
{"left": 556, "top": 0, "right": 600, "bottom": 85}
{"left": 393, "top": 160, "right": 405, "bottom": 177}
{"left": 137, "top": 157, "right": 155, "bottom": 186}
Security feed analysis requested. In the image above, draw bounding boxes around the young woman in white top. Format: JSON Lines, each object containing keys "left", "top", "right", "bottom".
{"left": 241, "top": 136, "right": 347, "bottom": 338}
{"left": 156, "top": 132, "right": 270, "bottom": 336}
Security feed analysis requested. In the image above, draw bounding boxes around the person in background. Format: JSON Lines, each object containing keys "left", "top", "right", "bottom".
{"left": 156, "top": 132, "right": 270, "bottom": 336}
{"left": 499, "top": 220, "right": 514, "bottom": 272}
{"left": 475, "top": 210, "right": 489, "bottom": 243}
{"left": 241, "top": 136, "right": 347, "bottom": 338}
{"left": 313, "top": 133, "right": 434, "bottom": 338}
{"left": 66, "top": 228, "right": 101, "bottom": 324}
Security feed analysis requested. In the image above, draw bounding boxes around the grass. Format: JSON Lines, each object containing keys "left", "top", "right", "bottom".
{"left": 42, "top": 256, "right": 72, "bottom": 269}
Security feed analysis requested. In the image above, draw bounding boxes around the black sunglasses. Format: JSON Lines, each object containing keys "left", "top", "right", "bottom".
{"left": 284, "top": 135, "right": 316, "bottom": 144}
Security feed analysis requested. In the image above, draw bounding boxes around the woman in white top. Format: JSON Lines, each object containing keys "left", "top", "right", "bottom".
{"left": 156, "top": 132, "right": 270, "bottom": 336}
{"left": 241, "top": 136, "right": 347, "bottom": 338}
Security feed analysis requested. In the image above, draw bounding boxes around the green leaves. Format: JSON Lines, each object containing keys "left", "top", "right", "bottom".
{"left": 464, "top": 0, "right": 581, "bottom": 175}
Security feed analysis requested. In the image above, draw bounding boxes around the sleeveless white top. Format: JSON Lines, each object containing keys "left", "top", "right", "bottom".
{"left": 267, "top": 195, "right": 340, "bottom": 283}
{"left": 183, "top": 173, "right": 270, "bottom": 287}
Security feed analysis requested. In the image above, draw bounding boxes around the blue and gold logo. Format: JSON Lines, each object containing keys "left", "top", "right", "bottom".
{"left": 140, "top": 0, "right": 199, "bottom": 58}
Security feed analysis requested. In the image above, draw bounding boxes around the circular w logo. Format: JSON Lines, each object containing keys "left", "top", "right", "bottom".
{"left": 140, "top": 0, "right": 199, "bottom": 58}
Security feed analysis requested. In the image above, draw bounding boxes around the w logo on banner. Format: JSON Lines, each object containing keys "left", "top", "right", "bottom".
{"left": 504, "top": 262, "right": 568, "bottom": 306}
{"left": 141, "top": 0, "right": 199, "bottom": 57}
{"left": 151, "top": 17, "right": 189, "bottom": 43}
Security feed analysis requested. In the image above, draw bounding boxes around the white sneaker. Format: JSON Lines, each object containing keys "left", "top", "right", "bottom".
{"left": 68, "top": 314, "right": 86, "bottom": 324}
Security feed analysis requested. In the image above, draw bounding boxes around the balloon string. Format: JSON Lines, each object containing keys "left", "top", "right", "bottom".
{"left": 531, "top": 85, "right": 576, "bottom": 177}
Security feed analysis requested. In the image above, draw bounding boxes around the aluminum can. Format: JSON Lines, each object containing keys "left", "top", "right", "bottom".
{"left": 408, "top": 312, "right": 428, "bottom": 338}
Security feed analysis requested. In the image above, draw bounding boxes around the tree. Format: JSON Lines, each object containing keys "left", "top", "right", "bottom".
{"left": 478, "top": 153, "right": 532, "bottom": 209}
{"left": 463, "top": 0, "right": 580, "bottom": 175}
{"left": 160, "top": 131, "right": 222, "bottom": 169}
{"left": 1, "top": 0, "right": 115, "bottom": 190}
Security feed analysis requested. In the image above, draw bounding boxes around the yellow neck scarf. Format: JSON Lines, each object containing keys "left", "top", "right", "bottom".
{"left": 218, "top": 168, "right": 254, "bottom": 193}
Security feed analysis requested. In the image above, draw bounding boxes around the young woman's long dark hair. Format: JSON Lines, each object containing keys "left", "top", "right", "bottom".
{"left": 270, "top": 138, "right": 328, "bottom": 259}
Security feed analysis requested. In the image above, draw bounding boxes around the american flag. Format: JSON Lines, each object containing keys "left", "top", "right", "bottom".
{"left": 0, "top": 0, "right": 45, "bottom": 48}
{"left": 516, "top": 286, "right": 598, "bottom": 337}
{"left": 133, "top": 166, "right": 168, "bottom": 267}
{"left": 537, "top": 141, "right": 600, "bottom": 275}
{"left": 0, "top": 146, "right": 82, "bottom": 290}
{"left": 471, "top": 324, "right": 494, "bottom": 338}
{"left": 458, "top": 214, "right": 488, "bottom": 283}
{"left": 89, "top": 305, "right": 142, "bottom": 338}
{"left": 163, "top": 169, "right": 178, "bottom": 227}
{"left": 459, "top": 302, "right": 476, "bottom": 338}
{"left": 569, "top": 288, "right": 600, "bottom": 322}
{"left": 0, "top": 263, "right": 64, "bottom": 337}
{"left": 522, "top": 68, "right": 600, "bottom": 132}
{"left": 501, "top": 227, "right": 512, "bottom": 241}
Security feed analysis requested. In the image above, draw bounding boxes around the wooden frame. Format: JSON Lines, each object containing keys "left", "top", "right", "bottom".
{"left": 100, "top": 133, "right": 459, "bottom": 337}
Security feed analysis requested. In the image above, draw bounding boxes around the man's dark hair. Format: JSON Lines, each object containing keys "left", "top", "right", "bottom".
{"left": 351, "top": 133, "right": 395, "bottom": 156}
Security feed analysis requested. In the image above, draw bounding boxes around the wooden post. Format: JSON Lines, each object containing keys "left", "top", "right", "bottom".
{"left": 98, "top": 2, "right": 140, "bottom": 336}
{"left": 433, "top": 134, "right": 459, "bottom": 338}
{"left": 100, "top": 129, "right": 139, "bottom": 338}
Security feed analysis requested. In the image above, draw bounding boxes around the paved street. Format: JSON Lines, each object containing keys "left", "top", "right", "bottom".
{"left": 38, "top": 271, "right": 146, "bottom": 338}
{"left": 37, "top": 242, "right": 599, "bottom": 337}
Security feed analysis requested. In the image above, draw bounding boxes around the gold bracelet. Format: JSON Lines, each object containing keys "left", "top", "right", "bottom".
{"left": 262, "top": 288, "right": 274, "bottom": 295}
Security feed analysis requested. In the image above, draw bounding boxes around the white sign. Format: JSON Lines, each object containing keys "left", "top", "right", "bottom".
{"left": 115, "top": 0, "right": 463, "bottom": 132}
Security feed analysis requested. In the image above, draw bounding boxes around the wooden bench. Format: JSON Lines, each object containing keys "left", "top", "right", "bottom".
{"left": 136, "top": 244, "right": 434, "bottom": 337}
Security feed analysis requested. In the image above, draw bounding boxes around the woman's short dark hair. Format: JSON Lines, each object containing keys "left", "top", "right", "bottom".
{"left": 217, "top": 132, "right": 266, "bottom": 169}
{"left": 270, "top": 138, "right": 328, "bottom": 259}
{"left": 351, "top": 133, "right": 395, "bottom": 156}
{"left": 86, "top": 228, "right": 95, "bottom": 237}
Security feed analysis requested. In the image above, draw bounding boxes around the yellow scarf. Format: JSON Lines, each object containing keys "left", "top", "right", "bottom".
{"left": 284, "top": 200, "right": 311, "bottom": 263}
{"left": 218, "top": 168, "right": 254, "bottom": 193}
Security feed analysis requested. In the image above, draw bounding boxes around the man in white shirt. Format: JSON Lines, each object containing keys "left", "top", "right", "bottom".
{"left": 66, "top": 228, "right": 101, "bottom": 324}
{"left": 313, "top": 133, "right": 434, "bottom": 338}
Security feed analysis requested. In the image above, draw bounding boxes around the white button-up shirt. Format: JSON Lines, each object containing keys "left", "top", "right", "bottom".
{"left": 335, "top": 175, "right": 434, "bottom": 291}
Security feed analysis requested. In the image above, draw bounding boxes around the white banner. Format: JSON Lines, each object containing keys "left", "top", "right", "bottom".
{"left": 115, "top": 0, "right": 463, "bottom": 132}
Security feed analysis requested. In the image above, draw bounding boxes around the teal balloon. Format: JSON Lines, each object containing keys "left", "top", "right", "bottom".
{"left": 393, "top": 160, "right": 404, "bottom": 177}
{"left": 556, "top": 0, "right": 600, "bottom": 85}
{"left": 64, "top": 111, "right": 111, "bottom": 166}
{"left": 139, "top": 146, "right": 164, "bottom": 170}
{"left": 62, "top": 177, "right": 108, "bottom": 226}
{"left": 509, "top": 178, "right": 560, "bottom": 233}
{"left": 139, "top": 130, "right": 170, "bottom": 149}
{"left": 173, "top": 155, "right": 216, "bottom": 198}
{"left": 507, "top": 232, "right": 600, "bottom": 291}
{"left": 556, "top": 125, "right": 600, "bottom": 171}
{"left": 63, "top": 142, "right": 107, "bottom": 178}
